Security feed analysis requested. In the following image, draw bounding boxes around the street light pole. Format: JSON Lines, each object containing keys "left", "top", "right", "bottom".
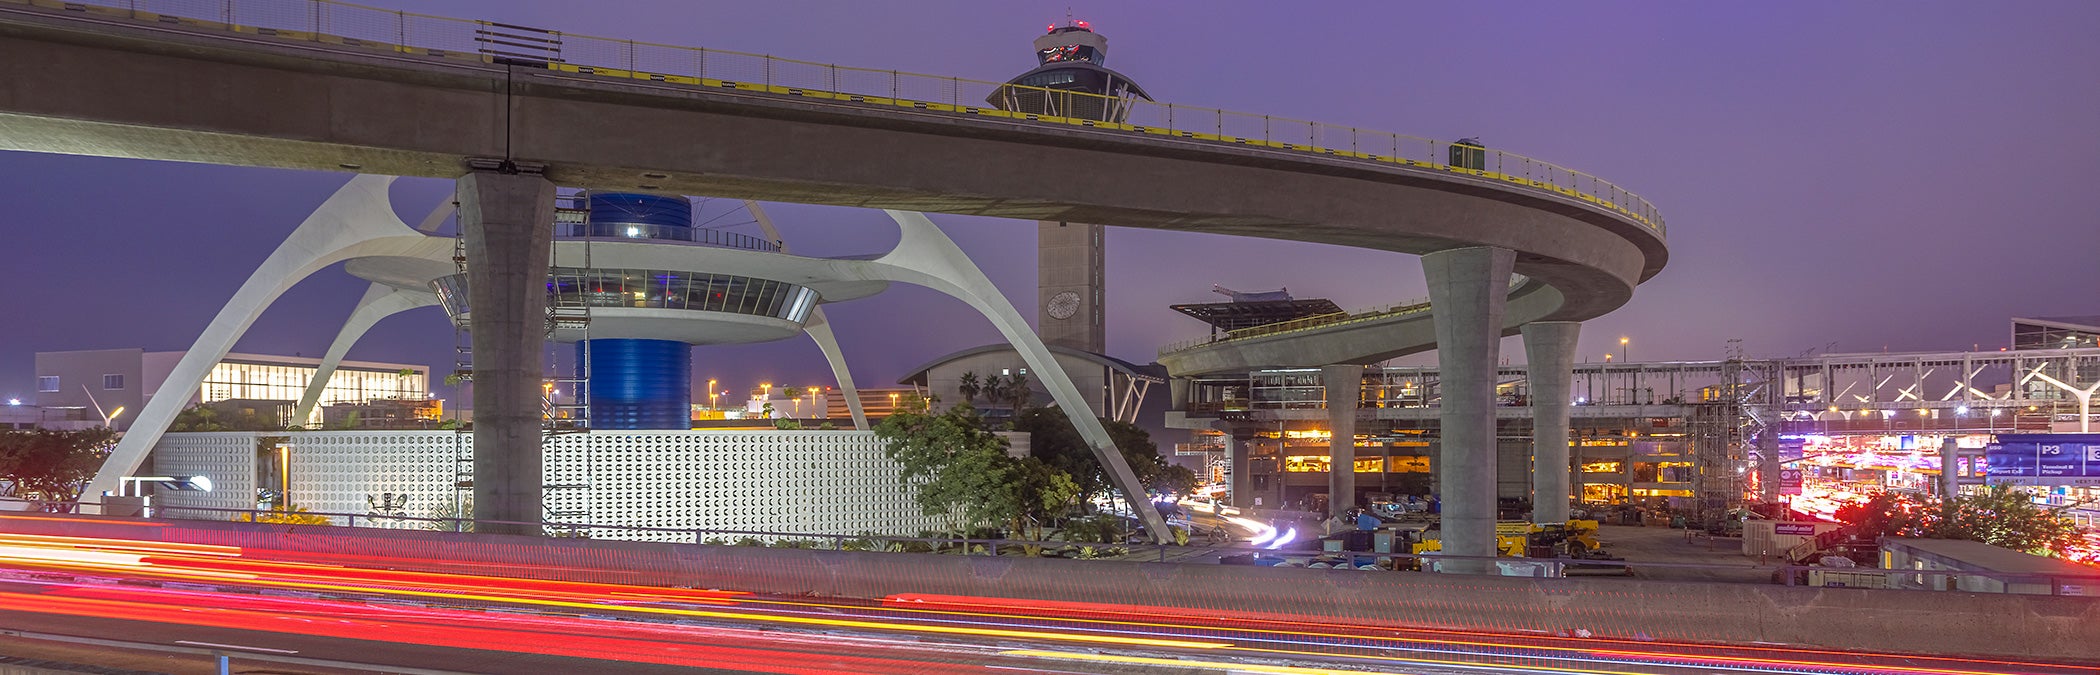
{"left": 1620, "top": 336, "right": 1630, "bottom": 363}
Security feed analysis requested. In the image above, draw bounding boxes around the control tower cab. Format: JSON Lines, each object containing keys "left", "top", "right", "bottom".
{"left": 989, "top": 21, "right": 1150, "bottom": 122}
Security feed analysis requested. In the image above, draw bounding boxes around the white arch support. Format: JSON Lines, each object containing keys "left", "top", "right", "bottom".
{"left": 865, "top": 210, "right": 1174, "bottom": 544}
{"left": 85, "top": 175, "right": 435, "bottom": 504}
{"left": 289, "top": 283, "right": 440, "bottom": 426}
{"left": 288, "top": 199, "right": 454, "bottom": 426}
{"left": 746, "top": 199, "right": 867, "bottom": 429}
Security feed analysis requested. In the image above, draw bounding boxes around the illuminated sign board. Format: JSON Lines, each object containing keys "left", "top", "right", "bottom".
{"left": 1778, "top": 469, "right": 1804, "bottom": 495}
{"left": 1984, "top": 434, "right": 2100, "bottom": 486}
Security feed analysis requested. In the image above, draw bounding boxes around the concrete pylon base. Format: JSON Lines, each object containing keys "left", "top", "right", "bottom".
{"left": 1522, "top": 321, "right": 1580, "bottom": 525}
{"left": 458, "top": 170, "right": 556, "bottom": 535}
{"left": 1423, "top": 246, "right": 1515, "bottom": 573}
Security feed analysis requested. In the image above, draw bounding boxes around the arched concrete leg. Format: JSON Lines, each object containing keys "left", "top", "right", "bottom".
{"left": 803, "top": 310, "right": 867, "bottom": 429}
{"left": 85, "top": 175, "right": 432, "bottom": 503}
{"left": 1323, "top": 364, "right": 1361, "bottom": 518}
{"left": 1423, "top": 246, "right": 1515, "bottom": 573}
{"left": 1522, "top": 321, "right": 1579, "bottom": 525}
{"left": 290, "top": 284, "right": 440, "bottom": 426}
{"left": 870, "top": 210, "right": 1175, "bottom": 544}
{"left": 744, "top": 200, "right": 867, "bottom": 429}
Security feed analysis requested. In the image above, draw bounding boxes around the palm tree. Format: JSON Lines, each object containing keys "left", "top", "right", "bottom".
{"left": 1000, "top": 372, "right": 1033, "bottom": 417}
{"left": 957, "top": 372, "right": 981, "bottom": 406}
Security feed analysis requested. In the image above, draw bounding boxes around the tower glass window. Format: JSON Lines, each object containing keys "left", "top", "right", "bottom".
{"left": 37, "top": 376, "right": 58, "bottom": 392}
{"left": 102, "top": 374, "right": 124, "bottom": 390}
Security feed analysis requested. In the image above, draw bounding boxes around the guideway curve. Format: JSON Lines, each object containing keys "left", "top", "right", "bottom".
{"left": 0, "top": 0, "right": 1671, "bottom": 557}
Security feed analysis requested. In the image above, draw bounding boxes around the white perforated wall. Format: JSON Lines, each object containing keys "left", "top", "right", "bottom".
{"left": 285, "top": 431, "right": 463, "bottom": 526}
{"left": 150, "top": 432, "right": 259, "bottom": 518}
{"left": 156, "top": 430, "right": 938, "bottom": 540}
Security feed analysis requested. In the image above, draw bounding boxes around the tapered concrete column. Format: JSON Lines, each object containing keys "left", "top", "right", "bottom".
{"left": 1323, "top": 364, "right": 1362, "bottom": 517}
{"left": 1423, "top": 246, "right": 1515, "bottom": 572}
{"left": 1938, "top": 437, "right": 1959, "bottom": 500}
{"left": 1522, "top": 321, "right": 1579, "bottom": 524}
{"left": 1169, "top": 378, "right": 1190, "bottom": 409}
{"left": 1758, "top": 432, "right": 1781, "bottom": 504}
{"left": 458, "top": 171, "right": 555, "bottom": 535}
{"left": 1228, "top": 431, "right": 1254, "bottom": 508}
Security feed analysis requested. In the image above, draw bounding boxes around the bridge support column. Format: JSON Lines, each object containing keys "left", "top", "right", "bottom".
{"left": 1228, "top": 431, "right": 1254, "bottom": 509}
{"left": 1424, "top": 246, "right": 1514, "bottom": 573}
{"left": 1758, "top": 432, "right": 1781, "bottom": 505}
{"left": 1522, "top": 321, "right": 1579, "bottom": 525}
{"left": 1323, "top": 364, "right": 1362, "bottom": 518}
{"left": 458, "top": 170, "right": 555, "bottom": 535}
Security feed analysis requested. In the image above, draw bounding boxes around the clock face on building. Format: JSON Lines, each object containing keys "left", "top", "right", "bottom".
{"left": 1047, "top": 291, "right": 1082, "bottom": 320}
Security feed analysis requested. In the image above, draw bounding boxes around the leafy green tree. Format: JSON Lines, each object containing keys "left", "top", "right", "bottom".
{"left": 1835, "top": 491, "right": 1930, "bottom": 540}
{"left": 1932, "top": 484, "right": 2084, "bottom": 556}
{"left": 1015, "top": 407, "right": 1187, "bottom": 503}
{"left": 876, "top": 404, "right": 1020, "bottom": 536}
{"left": 171, "top": 403, "right": 286, "bottom": 432}
{"left": 237, "top": 504, "right": 333, "bottom": 525}
{"left": 1837, "top": 485, "right": 2083, "bottom": 557}
{"left": 876, "top": 403, "right": 1084, "bottom": 541}
{"left": 169, "top": 404, "right": 228, "bottom": 432}
{"left": 0, "top": 428, "right": 116, "bottom": 504}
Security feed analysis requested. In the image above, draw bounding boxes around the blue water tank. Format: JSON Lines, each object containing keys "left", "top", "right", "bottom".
{"left": 587, "top": 193, "right": 692, "bottom": 230}
{"left": 578, "top": 338, "right": 691, "bottom": 430}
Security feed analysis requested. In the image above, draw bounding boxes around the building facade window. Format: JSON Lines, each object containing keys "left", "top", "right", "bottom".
{"left": 102, "top": 374, "right": 124, "bottom": 390}
{"left": 36, "top": 376, "right": 58, "bottom": 392}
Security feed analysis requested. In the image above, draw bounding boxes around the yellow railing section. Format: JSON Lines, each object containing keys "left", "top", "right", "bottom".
{"left": 5, "top": 0, "right": 1665, "bottom": 236}
{"left": 1157, "top": 276, "right": 1531, "bottom": 356}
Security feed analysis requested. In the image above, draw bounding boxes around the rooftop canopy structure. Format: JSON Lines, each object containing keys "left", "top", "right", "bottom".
{"left": 1172, "top": 287, "right": 1344, "bottom": 334}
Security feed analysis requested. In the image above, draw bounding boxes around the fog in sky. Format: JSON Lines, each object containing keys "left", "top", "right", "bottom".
{"left": 4, "top": 0, "right": 2096, "bottom": 405}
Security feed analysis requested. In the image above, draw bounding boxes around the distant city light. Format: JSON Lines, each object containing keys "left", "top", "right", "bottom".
{"left": 1956, "top": 405, "right": 1969, "bottom": 415}
{"left": 5, "top": 398, "right": 16, "bottom": 406}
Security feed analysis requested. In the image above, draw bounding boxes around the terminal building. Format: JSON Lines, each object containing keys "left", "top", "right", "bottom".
{"left": 34, "top": 348, "right": 427, "bottom": 430}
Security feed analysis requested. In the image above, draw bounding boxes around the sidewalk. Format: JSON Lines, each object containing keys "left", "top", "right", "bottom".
{"left": 1596, "top": 524, "right": 1775, "bottom": 584}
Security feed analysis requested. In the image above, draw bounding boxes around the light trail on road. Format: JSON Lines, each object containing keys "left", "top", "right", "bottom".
{"left": 0, "top": 531, "right": 2090, "bottom": 674}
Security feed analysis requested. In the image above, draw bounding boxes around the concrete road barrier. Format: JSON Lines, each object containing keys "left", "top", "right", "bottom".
{"left": 7, "top": 515, "right": 2095, "bottom": 662}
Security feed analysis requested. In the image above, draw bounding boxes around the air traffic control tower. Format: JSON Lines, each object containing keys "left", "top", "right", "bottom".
{"left": 990, "top": 21, "right": 1151, "bottom": 353}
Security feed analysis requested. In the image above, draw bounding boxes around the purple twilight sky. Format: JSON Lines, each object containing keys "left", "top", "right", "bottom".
{"left": 3, "top": 0, "right": 2097, "bottom": 406}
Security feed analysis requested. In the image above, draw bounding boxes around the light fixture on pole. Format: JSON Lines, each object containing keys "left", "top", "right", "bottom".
{"left": 1620, "top": 336, "right": 1630, "bottom": 363}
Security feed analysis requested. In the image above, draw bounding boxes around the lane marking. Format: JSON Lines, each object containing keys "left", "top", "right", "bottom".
{"left": 173, "top": 640, "right": 298, "bottom": 654}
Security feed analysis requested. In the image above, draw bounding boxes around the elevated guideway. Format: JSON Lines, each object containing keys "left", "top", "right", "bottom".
{"left": 0, "top": 0, "right": 1665, "bottom": 309}
{"left": 1158, "top": 275, "right": 1553, "bottom": 377}
{"left": 0, "top": 0, "right": 1671, "bottom": 549}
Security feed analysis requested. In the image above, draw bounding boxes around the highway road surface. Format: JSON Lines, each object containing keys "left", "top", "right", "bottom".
{"left": 0, "top": 532, "right": 2090, "bottom": 675}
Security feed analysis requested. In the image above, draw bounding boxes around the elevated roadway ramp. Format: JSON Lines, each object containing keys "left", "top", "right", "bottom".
{"left": 1159, "top": 276, "right": 1557, "bottom": 377}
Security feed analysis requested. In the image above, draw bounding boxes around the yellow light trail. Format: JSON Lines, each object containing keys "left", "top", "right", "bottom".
{"left": 0, "top": 546, "right": 1228, "bottom": 652}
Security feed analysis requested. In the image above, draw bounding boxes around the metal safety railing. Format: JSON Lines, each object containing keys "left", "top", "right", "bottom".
{"left": 1, "top": 0, "right": 1665, "bottom": 236}
{"left": 553, "top": 222, "right": 782, "bottom": 253}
